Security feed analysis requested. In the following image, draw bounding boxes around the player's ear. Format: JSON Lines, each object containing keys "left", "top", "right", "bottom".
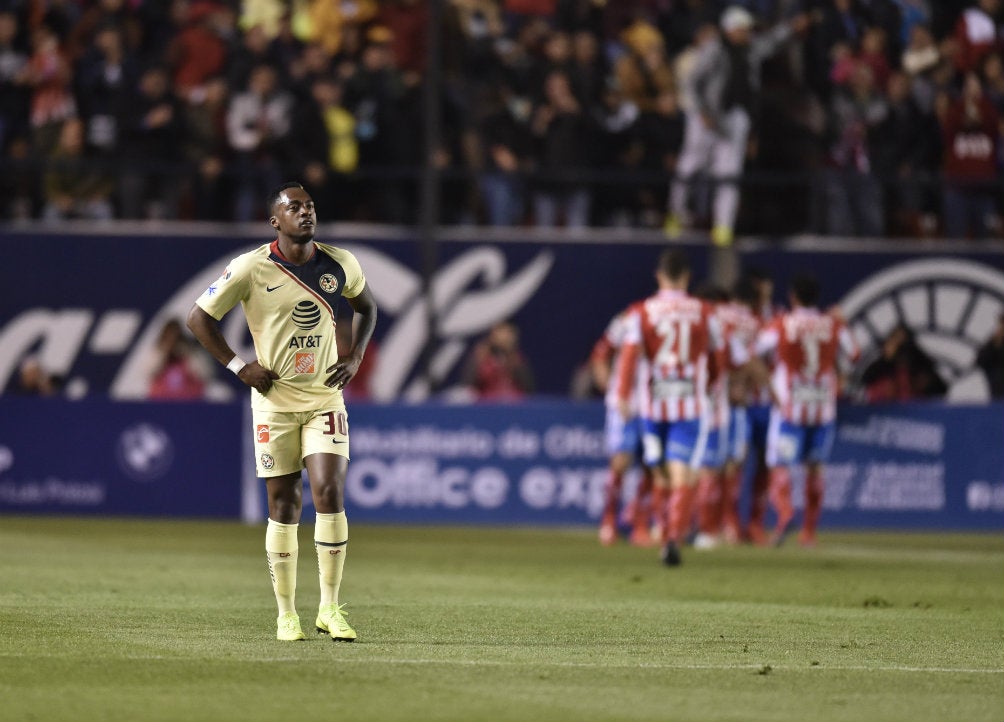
{"left": 269, "top": 215, "right": 279, "bottom": 229}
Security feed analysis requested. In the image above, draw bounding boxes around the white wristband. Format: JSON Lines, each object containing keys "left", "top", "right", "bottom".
{"left": 226, "top": 356, "right": 247, "bottom": 375}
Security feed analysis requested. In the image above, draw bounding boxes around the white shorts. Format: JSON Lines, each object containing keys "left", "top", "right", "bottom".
{"left": 252, "top": 407, "right": 349, "bottom": 477}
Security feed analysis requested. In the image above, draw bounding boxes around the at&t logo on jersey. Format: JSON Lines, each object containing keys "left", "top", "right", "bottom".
{"left": 291, "top": 301, "right": 321, "bottom": 330}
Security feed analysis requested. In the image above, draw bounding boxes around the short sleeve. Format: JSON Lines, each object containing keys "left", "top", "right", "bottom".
{"left": 339, "top": 249, "right": 366, "bottom": 299}
{"left": 196, "top": 253, "right": 254, "bottom": 320}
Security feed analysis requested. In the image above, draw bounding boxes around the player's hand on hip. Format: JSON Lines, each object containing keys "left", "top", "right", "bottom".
{"left": 324, "top": 355, "right": 361, "bottom": 389}
{"left": 238, "top": 361, "right": 280, "bottom": 394}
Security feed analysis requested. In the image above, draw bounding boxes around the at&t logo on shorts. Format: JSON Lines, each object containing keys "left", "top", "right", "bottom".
{"left": 260, "top": 453, "right": 275, "bottom": 470}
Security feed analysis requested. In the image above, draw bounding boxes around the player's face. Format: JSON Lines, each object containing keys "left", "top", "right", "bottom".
{"left": 271, "top": 188, "right": 317, "bottom": 242}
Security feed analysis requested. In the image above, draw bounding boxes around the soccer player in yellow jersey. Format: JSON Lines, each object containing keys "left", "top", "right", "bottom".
{"left": 187, "top": 182, "right": 377, "bottom": 641}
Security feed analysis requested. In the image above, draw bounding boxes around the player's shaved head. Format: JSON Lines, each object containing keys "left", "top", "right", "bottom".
{"left": 267, "top": 181, "right": 306, "bottom": 216}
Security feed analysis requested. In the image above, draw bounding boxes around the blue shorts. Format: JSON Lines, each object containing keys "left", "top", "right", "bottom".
{"left": 642, "top": 418, "right": 708, "bottom": 469}
{"left": 765, "top": 411, "right": 836, "bottom": 467}
{"left": 604, "top": 408, "right": 645, "bottom": 458}
{"left": 701, "top": 427, "right": 727, "bottom": 469}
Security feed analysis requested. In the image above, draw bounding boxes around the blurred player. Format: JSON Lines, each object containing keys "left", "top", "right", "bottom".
{"left": 693, "top": 285, "right": 731, "bottom": 549}
{"left": 743, "top": 267, "right": 782, "bottom": 545}
{"left": 754, "top": 273, "right": 858, "bottom": 546}
{"left": 616, "top": 249, "right": 741, "bottom": 566}
{"left": 714, "top": 277, "right": 762, "bottom": 544}
{"left": 591, "top": 304, "right": 655, "bottom": 547}
{"left": 187, "top": 182, "right": 378, "bottom": 641}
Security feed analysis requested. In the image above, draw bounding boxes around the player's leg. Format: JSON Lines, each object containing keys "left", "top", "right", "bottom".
{"left": 709, "top": 108, "right": 751, "bottom": 247}
{"left": 666, "top": 111, "right": 713, "bottom": 236}
{"left": 255, "top": 411, "right": 307, "bottom": 641}
{"left": 302, "top": 408, "right": 356, "bottom": 641}
{"left": 599, "top": 408, "right": 631, "bottom": 545}
{"left": 800, "top": 423, "right": 836, "bottom": 546}
{"left": 694, "top": 426, "right": 724, "bottom": 549}
{"left": 642, "top": 421, "right": 671, "bottom": 545}
{"left": 721, "top": 406, "right": 748, "bottom": 544}
{"left": 764, "top": 411, "right": 801, "bottom": 547}
{"left": 662, "top": 418, "right": 706, "bottom": 565}
{"left": 745, "top": 403, "right": 771, "bottom": 545}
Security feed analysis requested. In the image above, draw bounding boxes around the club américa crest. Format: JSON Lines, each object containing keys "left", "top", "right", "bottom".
{"left": 319, "top": 274, "right": 339, "bottom": 294}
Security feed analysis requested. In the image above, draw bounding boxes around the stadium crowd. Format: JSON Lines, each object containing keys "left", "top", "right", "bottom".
{"left": 0, "top": 0, "right": 1002, "bottom": 236}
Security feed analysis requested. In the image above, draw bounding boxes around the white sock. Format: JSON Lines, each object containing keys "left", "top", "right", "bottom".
{"left": 265, "top": 519, "right": 298, "bottom": 616}
{"left": 314, "top": 511, "right": 348, "bottom": 607}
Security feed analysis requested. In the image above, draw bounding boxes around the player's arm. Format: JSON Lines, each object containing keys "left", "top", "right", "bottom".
{"left": 186, "top": 305, "right": 279, "bottom": 395}
{"left": 325, "top": 281, "right": 378, "bottom": 389}
{"left": 588, "top": 336, "right": 615, "bottom": 393}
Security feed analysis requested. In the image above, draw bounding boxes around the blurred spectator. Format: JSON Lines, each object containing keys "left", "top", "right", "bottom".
{"left": 289, "top": 75, "right": 359, "bottom": 220}
{"left": 226, "top": 63, "right": 293, "bottom": 221}
{"left": 74, "top": 26, "right": 136, "bottom": 159}
{"left": 592, "top": 78, "right": 641, "bottom": 226}
{"left": 228, "top": 23, "right": 277, "bottom": 92}
{"left": 182, "top": 75, "right": 231, "bottom": 220}
{"left": 24, "top": 23, "right": 76, "bottom": 154}
{"left": 378, "top": 0, "right": 429, "bottom": 80}
{"left": 823, "top": 61, "right": 887, "bottom": 236}
{"left": 43, "top": 117, "right": 114, "bottom": 220}
{"left": 14, "top": 355, "right": 59, "bottom": 396}
{"left": 860, "top": 324, "right": 947, "bottom": 401}
{"left": 939, "top": 72, "right": 1001, "bottom": 238}
{"left": 119, "top": 65, "right": 183, "bottom": 219}
{"left": 146, "top": 318, "right": 212, "bottom": 400}
{"left": 0, "top": 10, "right": 29, "bottom": 151}
{"left": 635, "top": 87, "right": 684, "bottom": 226}
{"left": 976, "top": 314, "right": 1004, "bottom": 398}
{"left": 615, "top": 20, "right": 675, "bottom": 113}
{"left": 806, "top": 0, "right": 870, "bottom": 97}
{"left": 982, "top": 52, "right": 1004, "bottom": 112}
{"left": 66, "top": 0, "right": 143, "bottom": 62}
{"left": 568, "top": 29, "right": 604, "bottom": 109}
{"left": 168, "top": 1, "right": 231, "bottom": 100}
{"left": 949, "top": 0, "right": 1002, "bottom": 74}
{"left": 476, "top": 85, "right": 532, "bottom": 225}
{"left": 461, "top": 321, "right": 535, "bottom": 401}
{"left": 901, "top": 24, "right": 942, "bottom": 112}
{"left": 0, "top": 135, "right": 38, "bottom": 218}
{"left": 344, "top": 26, "right": 412, "bottom": 222}
{"left": 667, "top": 6, "right": 809, "bottom": 246}
{"left": 295, "top": 0, "right": 377, "bottom": 57}
{"left": 530, "top": 69, "right": 594, "bottom": 227}
{"left": 871, "top": 70, "right": 939, "bottom": 235}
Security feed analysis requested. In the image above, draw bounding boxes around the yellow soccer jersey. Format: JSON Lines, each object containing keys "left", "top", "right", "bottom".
{"left": 197, "top": 240, "right": 366, "bottom": 411}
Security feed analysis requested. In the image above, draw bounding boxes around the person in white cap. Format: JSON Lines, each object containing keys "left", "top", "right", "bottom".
{"left": 666, "top": 6, "right": 812, "bottom": 246}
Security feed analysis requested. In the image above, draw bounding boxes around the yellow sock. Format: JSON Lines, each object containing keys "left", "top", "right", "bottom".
{"left": 265, "top": 519, "right": 298, "bottom": 616}
{"left": 314, "top": 511, "right": 348, "bottom": 607}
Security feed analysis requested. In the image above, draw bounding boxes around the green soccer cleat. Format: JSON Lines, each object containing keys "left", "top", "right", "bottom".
{"left": 276, "top": 612, "right": 306, "bottom": 641}
{"left": 316, "top": 603, "right": 357, "bottom": 642}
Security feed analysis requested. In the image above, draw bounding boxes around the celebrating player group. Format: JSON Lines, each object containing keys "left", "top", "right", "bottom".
{"left": 591, "top": 248, "right": 858, "bottom": 566}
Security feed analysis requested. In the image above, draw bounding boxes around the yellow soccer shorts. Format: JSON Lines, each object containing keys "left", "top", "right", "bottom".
{"left": 252, "top": 408, "right": 350, "bottom": 477}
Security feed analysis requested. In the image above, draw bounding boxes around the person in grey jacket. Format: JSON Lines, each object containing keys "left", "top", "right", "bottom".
{"left": 666, "top": 6, "right": 811, "bottom": 246}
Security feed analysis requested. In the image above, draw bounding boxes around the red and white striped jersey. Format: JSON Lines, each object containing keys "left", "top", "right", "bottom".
{"left": 592, "top": 302, "right": 649, "bottom": 415}
{"left": 617, "top": 289, "right": 722, "bottom": 422}
{"left": 755, "top": 307, "right": 859, "bottom": 425}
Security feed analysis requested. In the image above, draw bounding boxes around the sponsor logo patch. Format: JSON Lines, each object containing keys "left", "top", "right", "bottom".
{"left": 292, "top": 300, "right": 321, "bottom": 330}
{"left": 256, "top": 424, "right": 270, "bottom": 443}
{"left": 295, "top": 352, "right": 316, "bottom": 374}
{"left": 260, "top": 453, "right": 275, "bottom": 470}
{"left": 319, "top": 274, "right": 339, "bottom": 294}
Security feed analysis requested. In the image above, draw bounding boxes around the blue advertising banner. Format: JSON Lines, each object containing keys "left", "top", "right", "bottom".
{"left": 0, "top": 397, "right": 243, "bottom": 517}
{"left": 4, "top": 227, "right": 1001, "bottom": 404}
{"left": 2, "top": 397, "right": 1000, "bottom": 529}
{"left": 323, "top": 401, "right": 1003, "bottom": 531}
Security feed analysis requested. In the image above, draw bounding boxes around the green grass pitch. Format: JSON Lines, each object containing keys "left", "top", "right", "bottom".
{"left": 1, "top": 517, "right": 1001, "bottom": 722}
